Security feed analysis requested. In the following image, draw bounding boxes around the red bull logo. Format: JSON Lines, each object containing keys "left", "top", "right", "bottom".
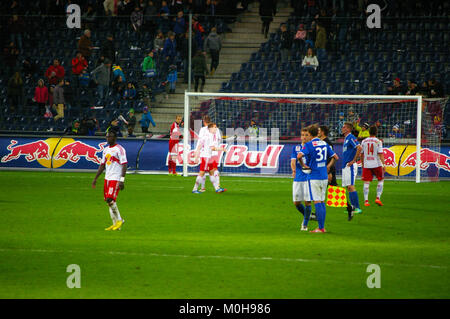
{"left": 383, "top": 148, "right": 397, "bottom": 168}
{"left": 401, "top": 148, "right": 450, "bottom": 171}
{"left": 54, "top": 141, "right": 106, "bottom": 164}
{"left": 1, "top": 140, "right": 50, "bottom": 163}
{"left": 169, "top": 144, "right": 284, "bottom": 169}
{"left": 1, "top": 138, "right": 106, "bottom": 168}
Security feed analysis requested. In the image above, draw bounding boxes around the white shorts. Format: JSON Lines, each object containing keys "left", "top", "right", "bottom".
{"left": 292, "top": 181, "right": 309, "bottom": 202}
{"left": 306, "top": 179, "right": 328, "bottom": 202}
{"left": 342, "top": 163, "right": 358, "bottom": 187}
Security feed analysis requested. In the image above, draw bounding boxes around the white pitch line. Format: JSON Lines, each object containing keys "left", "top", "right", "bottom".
{"left": 0, "top": 248, "right": 446, "bottom": 270}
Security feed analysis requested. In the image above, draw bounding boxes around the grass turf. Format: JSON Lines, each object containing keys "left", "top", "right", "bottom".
{"left": 0, "top": 171, "right": 449, "bottom": 298}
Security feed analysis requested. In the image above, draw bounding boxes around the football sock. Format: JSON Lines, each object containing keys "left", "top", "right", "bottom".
{"left": 193, "top": 175, "right": 202, "bottom": 191}
{"left": 349, "top": 191, "right": 360, "bottom": 209}
{"left": 363, "top": 182, "right": 370, "bottom": 201}
{"left": 200, "top": 175, "right": 206, "bottom": 189}
{"left": 109, "top": 207, "right": 117, "bottom": 224}
{"left": 213, "top": 170, "right": 220, "bottom": 186}
{"left": 303, "top": 205, "right": 312, "bottom": 226}
{"left": 295, "top": 203, "right": 305, "bottom": 216}
{"left": 315, "top": 203, "right": 326, "bottom": 229}
{"left": 110, "top": 201, "right": 122, "bottom": 221}
{"left": 210, "top": 175, "right": 220, "bottom": 190}
{"left": 168, "top": 159, "right": 173, "bottom": 173}
{"left": 376, "top": 181, "right": 384, "bottom": 199}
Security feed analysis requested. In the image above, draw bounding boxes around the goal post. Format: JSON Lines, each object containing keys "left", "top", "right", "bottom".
{"left": 183, "top": 92, "right": 448, "bottom": 183}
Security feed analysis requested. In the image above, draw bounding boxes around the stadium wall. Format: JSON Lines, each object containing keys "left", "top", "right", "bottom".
{"left": 1, "top": 135, "right": 449, "bottom": 179}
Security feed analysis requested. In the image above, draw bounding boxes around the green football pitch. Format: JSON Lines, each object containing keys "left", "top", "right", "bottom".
{"left": 0, "top": 171, "right": 448, "bottom": 299}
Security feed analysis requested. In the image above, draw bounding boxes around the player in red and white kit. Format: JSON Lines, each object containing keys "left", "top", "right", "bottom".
{"left": 192, "top": 123, "right": 227, "bottom": 193}
{"left": 360, "top": 126, "right": 385, "bottom": 207}
{"left": 168, "top": 115, "right": 183, "bottom": 176}
{"left": 92, "top": 131, "right": 128, "bottom": 230}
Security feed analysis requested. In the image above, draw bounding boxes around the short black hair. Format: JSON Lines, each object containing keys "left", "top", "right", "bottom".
{"left": 319, "top": 125, "right": 329, "bottom": 136}
{"left": 369, "top": 125, "right": 378, "bottom": 136}
{"left": 106, "top": 129, "right": 117, "bottom": 137}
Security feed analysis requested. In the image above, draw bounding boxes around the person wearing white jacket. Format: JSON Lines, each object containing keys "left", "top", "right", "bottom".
{"left": 301, "top": 48, "right": 319, "bottom": 71}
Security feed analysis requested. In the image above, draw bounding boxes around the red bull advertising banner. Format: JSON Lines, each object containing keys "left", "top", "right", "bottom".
{"left": 1, "top": 136, "right": 449, "bottom": 179}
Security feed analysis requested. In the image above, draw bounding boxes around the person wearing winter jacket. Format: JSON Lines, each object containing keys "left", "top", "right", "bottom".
{"left": 45, "top": 59, "right": 65, "bottom": 85}
{"left": 203, "top": 27, "right": 222, "bottom": 75}
{"left": 140, "top": 106, "right": 156, "bottom": 133}
{"left": 33, "top": 79, "right": 48, "bottom": 115}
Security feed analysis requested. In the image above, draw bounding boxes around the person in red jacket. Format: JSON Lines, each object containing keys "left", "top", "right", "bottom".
{"left": 45, "top": 59, "right": 65, "bottom": 85}
{"left": 168, "top": 115, "right": 183, "bottom": 176}
{"left": 33, "top": 79, "right": 49, "bottom": 115}
{"left": 71, "top": 52, "right": 88, "bottom": 88}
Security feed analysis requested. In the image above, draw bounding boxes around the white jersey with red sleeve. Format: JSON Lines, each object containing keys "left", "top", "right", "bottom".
{"left": 361, "top": 137, "right": 383, "bottom": 168}
{"left": 211, "top": 128, "right": 222, "bottom": 156}
{"left": 101, "top": 144, "right": 127, "bottom": 181}
{"left": 170, "top": 122, "right": 181, "bottom": 141}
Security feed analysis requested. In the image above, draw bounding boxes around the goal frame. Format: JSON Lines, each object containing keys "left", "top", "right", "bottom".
{"left": 183, "top": 92, "right": 423, "bottom": 182}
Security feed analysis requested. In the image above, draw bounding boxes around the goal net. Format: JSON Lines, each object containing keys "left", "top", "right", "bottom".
{"left": 182, "top": 93, "right": 449, "bottom": 182}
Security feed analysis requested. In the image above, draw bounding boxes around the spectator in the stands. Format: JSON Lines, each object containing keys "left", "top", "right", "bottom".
{"left": 7, "top": 71, "right": 24, "bottom": 113}
{"left": 140, "top": 106, "right": 156, "bottom": 133}
{"left": 112, "top": 64, "right": 126, "bottom": 82}
{"left": 389, "top": 124, "right": 403, "bottom": 139}
{"left": 79, "top": 114, "right": 99, "bottom": 136}
{"left": 112, "top": 75, "right": 126, "bottom": 97}
{"left": 180, "top": 31, "right": 197, "bottom": 83}
{"left": 163, "top": 31, "right": 177, "bottom": 65}
{"left": 33, "top": 79, "right": 49, "bottom": 116}
{"left": 259, "top": 0, "right": 277, "bottom": 39}
{"left": 82, "top": 5, "right": 97, "bottom": 28}
{"left": 405, "top": 80, "right": 419, "bottom": 96}
{"left": 192, "top": 50, "right": 207, "bottom": 92}
{"left": 3, "top": 42, "right": 19, "bottom": 78}
{"left": 123, "top": 82, "right": 137, "bottom": 100}
{"left": 294, "top": 23, "right": 307, "bottom": 45}
{"left": 22, "top": 57, "right": 38, "bottom": 79}
{"left": 131, "top": 6, "right": 144, "bottom": 35}
{"left": 315, "top": 23, "right": 326, "bottom": 55}
{"left": 427, "top": 79, "right": 444, "bottom": 98}
{"left": 279, "top": 24, "right": 293, "bottom": 63}
{"left": 91, "top": 58, "right": 112, "bottom": 105}
{"left": 45, "top": 59, "right": 65, "bottom": 86}
{"left": 53, "top": 79, "right": 65, "bottom": 121}
{"left": 71, "top": 52, "right": 88, "bottom": 89}
{"left": 142, "top": 50, "right": 156, "bottom": 75}
{"left": 166, "top": 64, "right": 178, "bottom": 95}
{"left": 103, "top": 0, "right": 116, "bottom": 16}
{"left": 204, "top": 27, "right": 222, "bottom": 75}
{"left": 301, "top": 47, "right": 319, "bottom": 71}
{"left": 154, "top": 30, "right": 165, "bottom": 52}
{"left": 192, "top": 15, "right": 206, "bottom": 50}
{"left": 354, "top": 120, "right": 370, "bottom": 140}
{"left": 101, "top": 34, "right": 115, "bottom": 64}
{"left": 65, "top": 119, "right": 81, "bottom": 135}
{"left": 126, "top": 108, "right": 137, "bottom": 131}
{"left": 79, "top": 69, "right": 91, "bottom": 88}
{"left": 173, "top": 11, "right": 186, "bottom": 42}
{"left": 8, "top": 15, "right": 24, "bottom": 52}
{"left": 144, "top": 1, "right": 158, "bottom": 32}
{"left": 78, "top": 29, "right": 93, "bottom": 59}
{"left": 118, "top": 0, "right": 135, "bottom": 16}
{"left": 387, "top": 78, "right": 405, "bottom": 95}
{"left": 107, "top": 119, "right": 123, "bottom": 137}
{"left": 63, "top": 80, "right": 74, "bottom": 109}
{"left": 139, "top": 83, "right": 152, "bottom": 106}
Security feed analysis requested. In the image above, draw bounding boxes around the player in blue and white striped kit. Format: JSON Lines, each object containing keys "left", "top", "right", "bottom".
{"left": 297, "top": 125, "right": 339, "bottom": 233}
{"left": 341, "top": 122, "right": 363, "bottom": 215}
{"left": 291, "top": 128, "right": 313, "bottom": 231}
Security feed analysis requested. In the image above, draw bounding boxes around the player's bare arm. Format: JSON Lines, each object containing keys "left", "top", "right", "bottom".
{"left": 119, "top": 164, "right": 127, "bottom": 190}
{"left": 296, "top": 152, "right": 310, "bottom": 169}
{"left": 348, "top": 144, "right": 362, "bottom": 166}
{"left": 92, "top": 164, "right": 105, "bottom": 188}
{"left": 379, "top": 152, "right": 385, "bottom": 171}
{"left": 327, "top": 154, "right": 339, "bottom": 172}
{"left": 290, "top": 158, "right": 296, "bottom": 178}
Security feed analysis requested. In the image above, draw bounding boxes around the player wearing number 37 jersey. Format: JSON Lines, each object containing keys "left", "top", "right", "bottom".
{"left": 297, "top": 125, "right": 339, "bottom": 233}
{"left": 361, "top": 125, "right": 385, "bottom": 207}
